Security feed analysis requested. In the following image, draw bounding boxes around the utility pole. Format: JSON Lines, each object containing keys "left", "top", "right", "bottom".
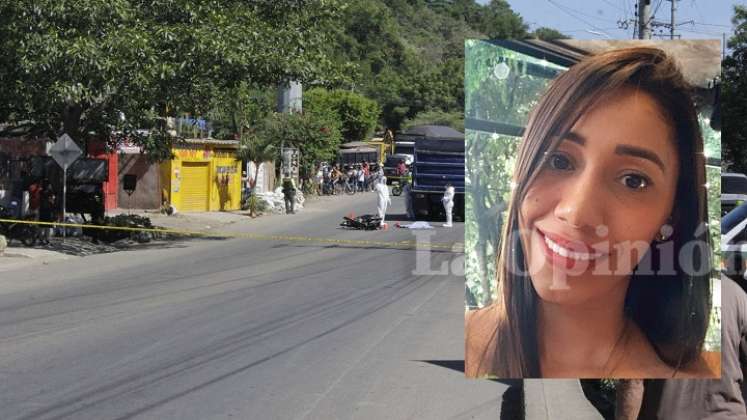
{"left": 670, "top": 0, "right": 677, "bottom": 40}
{"left": 638, "top": 0, "right": 652, "bottom": 39}
{"left": 723, "top": 32, "right": 727, "bottom": 60}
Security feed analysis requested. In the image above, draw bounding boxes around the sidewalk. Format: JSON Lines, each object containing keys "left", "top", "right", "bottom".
{"left": 111, "top": 191, "right": 370, "bottom": 235}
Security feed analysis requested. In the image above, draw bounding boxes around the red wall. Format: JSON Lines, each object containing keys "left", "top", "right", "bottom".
{"left": 87, "top": 141, "right": 119, "bottom": 210}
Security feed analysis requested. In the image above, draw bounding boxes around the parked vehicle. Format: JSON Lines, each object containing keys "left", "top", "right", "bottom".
{"left": 407, "top": 125, "right": 465, "bottom": 221}
{"left": 722, "top": 172, "right": 747, "bottom": 217}
{"left": 722, "top": 202, "right": 747, "bottom": 280}
{"left": 383, "top": 154, "right": 410, "bottom": 184}
{"left": 0, "top": 203, "right": 38, "bottom": 247}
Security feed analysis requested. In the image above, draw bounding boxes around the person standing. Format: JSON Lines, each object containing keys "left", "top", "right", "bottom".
{"left": 28, "top": 180, "right": 42, "bottom": 220}
{"left": 441, "top": 183, "right": 455, "bottom": 227}
{"left": 315, "top": 166, "right": 324, "bottom": 196}
{"left": 375, "top": 176, "right": 391, "bottom": 227}
{"left": 38, "top": 183, "right": 56, "bottom": 245}
{"left": 357, "top": 166, "right": 365, "bottom": 192}
{"left": 281, "top": 177, "right": 296, "bottom": 214}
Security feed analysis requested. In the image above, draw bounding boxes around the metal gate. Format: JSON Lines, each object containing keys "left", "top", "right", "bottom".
{"left": 180, "top": 162, "right": 210, "bottom": 212}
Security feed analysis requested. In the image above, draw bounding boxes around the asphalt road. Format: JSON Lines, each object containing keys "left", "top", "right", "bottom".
{"left": 0, "top": 192, "right": 515, "bottom": 420}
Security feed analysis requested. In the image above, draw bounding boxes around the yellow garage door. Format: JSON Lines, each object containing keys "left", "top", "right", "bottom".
{"left": 181, "top": 162, "right": 210, "bottom": 212}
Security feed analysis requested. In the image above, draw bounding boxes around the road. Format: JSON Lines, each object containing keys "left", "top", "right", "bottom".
{"left": 0, "top": 192, "right": 515, "bottom": 420}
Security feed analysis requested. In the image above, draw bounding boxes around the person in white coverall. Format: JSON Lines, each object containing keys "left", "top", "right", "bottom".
{"left": 375, "top": 176, "right": 391, "bottom": 225}
{"left": 442, "top": 183, "right": 455, "bottom": 227}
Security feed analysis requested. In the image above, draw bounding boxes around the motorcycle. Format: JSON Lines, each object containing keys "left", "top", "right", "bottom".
{"left": 340, "top": 214, "right": 382, "bottom": 230}
{"left": 0, "top": 203, "right": 38, "bottom": 247}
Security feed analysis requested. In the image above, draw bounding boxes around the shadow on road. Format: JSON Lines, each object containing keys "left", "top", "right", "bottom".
{"left": 418, "top": 360, "right": 524, "bottom": 420}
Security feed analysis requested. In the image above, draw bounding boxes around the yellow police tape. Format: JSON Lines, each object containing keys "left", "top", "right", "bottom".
{"left": 0, "top": 218, "right": 464, "bottom": 252}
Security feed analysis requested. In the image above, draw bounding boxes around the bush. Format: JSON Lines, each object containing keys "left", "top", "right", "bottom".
{"left": 258, "top": 112, "right": 342, "bottom": 179}
{"left": 305, "top": 88, "right": 380, "bottom": 142}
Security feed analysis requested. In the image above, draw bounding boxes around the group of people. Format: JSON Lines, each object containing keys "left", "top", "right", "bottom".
{"left": 26, "top": 178, "right": 57, "bottom": 244}
{"left": 315, "top": 161, "right": 381, "bottom": 196}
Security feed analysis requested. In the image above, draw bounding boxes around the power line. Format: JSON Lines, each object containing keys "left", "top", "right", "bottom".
{"left": 601, "top": 0, "right": 625, "bottom": 12}
{"left": 546, "top": 0, "right": 617, "bottom": 37}
{"left": 691, "top": 0, "right": 706, "bottom": 24}
{"left": 546, "top": 0, "right": 620, "bottom": 24}
{"left": 645, "top": 0, "right": 664, "bottom": 29}
{"left": 694, "top": 22, "right": 732, "bottom": 28}
{"left": 651, "top": 0, "right": 664, "bottom": 19}
{"left": 556, "top": 27, "right": 622, "bottom": 32}
{"left": 678, "top": 27, "right": 727, "bottom": 36}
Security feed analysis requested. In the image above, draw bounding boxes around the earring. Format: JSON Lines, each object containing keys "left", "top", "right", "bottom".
{"left": 657, "top": 220, "right": 674, "bottom": 242}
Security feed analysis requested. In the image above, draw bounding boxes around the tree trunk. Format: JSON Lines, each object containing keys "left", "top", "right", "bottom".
{"left": 62, "top": 102, "right": 82, "bottom": 142}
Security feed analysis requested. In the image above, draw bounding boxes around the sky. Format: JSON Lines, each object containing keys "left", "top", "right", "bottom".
{"left": 483, "top": 0, "right": 739, "bottom": 43}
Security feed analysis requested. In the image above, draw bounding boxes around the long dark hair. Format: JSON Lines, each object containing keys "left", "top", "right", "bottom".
{"left": 490, "top": 47, "right": 712, "bottom": 377}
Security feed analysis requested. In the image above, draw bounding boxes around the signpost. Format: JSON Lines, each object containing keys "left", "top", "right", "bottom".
{"left": 49, "top": 133, "right": 82, "bottom": 239}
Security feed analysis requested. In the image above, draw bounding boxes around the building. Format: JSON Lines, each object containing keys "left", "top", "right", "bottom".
{"left": 160, "top": 139, "right": 242, "bottom": 212}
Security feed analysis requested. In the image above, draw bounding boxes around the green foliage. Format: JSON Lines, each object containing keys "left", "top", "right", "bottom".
{"left": 238, "top": 134, "right": 277, "bottom": 168}
{"left": 0, "top": 1, "right": 348, "bottom": 159}
{"left": 329, "top": 0, "right": 528, "bottom": 131}
{"left": 247, "top": 193, "right": 267, "bottom": 216}
{"left": 304, "top": 88, "right": 380, "bottom": 142}
{"left": 256, "top": 112, "right": 342, "bottom": 179}
{"left": 465, "top": 131, "right": 518, "bottom": 306}
{"left": 722, "top": 5, "right": 747, "bottom": 173}
{"left": 208, "top": 84, "right": 276, "bottom": 140}
{"left": 402, "top": 109, "right": 465, "bottom": 132}
{"left": 464, "top": 41, "right": 562, "bottom": 306}
{"left": 531, "top": 27, "right": 570, "bottom": 40}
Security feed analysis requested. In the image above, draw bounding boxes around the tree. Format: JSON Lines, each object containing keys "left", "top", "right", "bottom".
{"left": 237, "top": 134, "right": 276, "bottom": 216}
{"left": 531, "top": 27, "right": 570, "bottom": 41}
{"left": 207, "top": 84, "right": 276, "bottom": 141}
{"left": 332, "top": 0, "right": 528, "bottom": 131}
{"left": 256, "top": 112, "right": 342, "bottom": 180}
{"left": 402, "top": 109, "right": 465, "bottom": 132}
{"left": 304, "top": 89, "right": 381, "bottom": 142}
{"left": 722, "top": 5, "right": 747, "bottom": 173}
{"left": 0, "top": 1, "right": 348, "bottom": 159}
{"left": 475, "top": 0, "right": 528, "bottom": 39}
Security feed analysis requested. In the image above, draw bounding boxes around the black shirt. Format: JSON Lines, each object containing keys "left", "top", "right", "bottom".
{"left": 639, "top": 275, "right": 747, "bottom": 419}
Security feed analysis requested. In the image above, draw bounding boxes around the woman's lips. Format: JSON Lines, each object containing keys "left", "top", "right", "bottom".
{"left": 537, "top": 229, "right": 606, "bottom": 270}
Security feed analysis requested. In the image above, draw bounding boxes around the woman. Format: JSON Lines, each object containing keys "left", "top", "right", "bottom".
{"left": 465, "top": 47, "right": 715, "bottom": 379}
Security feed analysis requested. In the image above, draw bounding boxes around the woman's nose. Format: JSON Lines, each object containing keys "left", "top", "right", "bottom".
{"left": 553, "top": 173, "right": 605, "bottom": 230}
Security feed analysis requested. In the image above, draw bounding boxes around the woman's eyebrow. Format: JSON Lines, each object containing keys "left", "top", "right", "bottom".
{"left": 562, "top": 132, "right": 666, "bottom": 173}
{"left": 614, "top": 144, "right": 666, "bottom": 173}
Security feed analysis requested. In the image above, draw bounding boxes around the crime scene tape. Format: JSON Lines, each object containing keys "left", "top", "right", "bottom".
{"left": 0, "top": 218, "right": 464, "bottom": 252}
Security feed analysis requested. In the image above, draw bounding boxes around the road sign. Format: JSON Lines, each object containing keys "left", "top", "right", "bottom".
{"left": 49, "top": 133, "right": 83, "bottom": 241}
{"left": 49, "top": 133, "right": 82, "bottom": 169}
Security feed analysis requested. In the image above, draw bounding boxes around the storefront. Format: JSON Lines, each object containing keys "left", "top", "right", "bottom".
{"left": 161, "top": 139, "right": 242, "bottom": 212}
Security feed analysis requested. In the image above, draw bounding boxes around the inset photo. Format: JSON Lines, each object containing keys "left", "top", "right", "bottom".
{"left": 464, "top": 39, "right": 722, "bottom": 379}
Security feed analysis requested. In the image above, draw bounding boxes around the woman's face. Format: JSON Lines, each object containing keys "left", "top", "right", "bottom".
{"left": 519, "top": 88, "right": 680, "bottom": 306}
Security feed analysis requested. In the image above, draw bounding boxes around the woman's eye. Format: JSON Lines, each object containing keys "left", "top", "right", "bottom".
{"left": 621, "top": 174, "right": 651, "bottom": 190}
{"left": 548, "top": 153, "right": 573, "bottom": 171}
